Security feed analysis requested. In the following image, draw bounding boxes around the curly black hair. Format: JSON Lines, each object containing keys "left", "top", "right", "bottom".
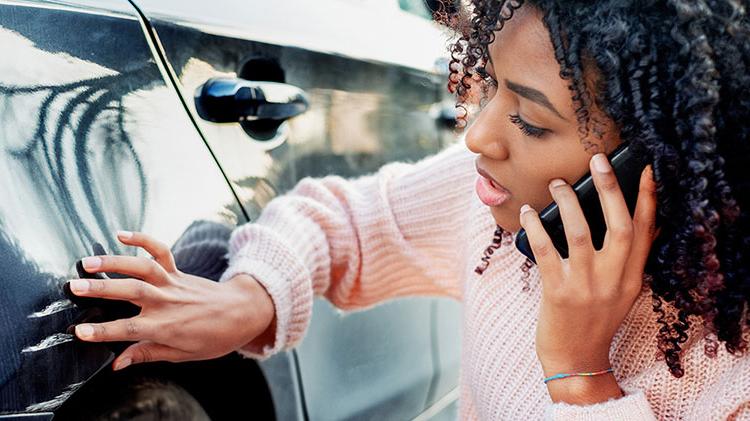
{"left": 440, "top": 0, "right": 750, "bottom": 378}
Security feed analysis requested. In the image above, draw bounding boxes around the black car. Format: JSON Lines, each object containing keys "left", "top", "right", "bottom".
{"left": 0, "top": 1, "right": 461, "bottom": 419}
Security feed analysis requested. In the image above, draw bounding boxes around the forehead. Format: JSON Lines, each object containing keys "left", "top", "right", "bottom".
{"left": 488, "top": 5, "right": 575, "bottom": 117}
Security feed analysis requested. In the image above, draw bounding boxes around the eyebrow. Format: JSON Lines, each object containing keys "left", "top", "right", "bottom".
{"left": 485, "top": 54, "right": 568, "bottom": 121}
{"left": 504, "top": 79, "right": 567, "bottom": 121}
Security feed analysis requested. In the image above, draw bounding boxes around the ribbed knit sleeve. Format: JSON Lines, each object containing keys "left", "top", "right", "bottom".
{"left": 219, "top": 141, "right": 477, "bottom": 360}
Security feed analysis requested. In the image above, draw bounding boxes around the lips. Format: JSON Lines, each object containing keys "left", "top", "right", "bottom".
{"left": 475, "top": 164, "right": 512, "bottom": 207}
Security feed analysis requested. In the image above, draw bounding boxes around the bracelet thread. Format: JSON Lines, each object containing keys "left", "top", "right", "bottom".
{"left": 543, "top": 367, "right": 614, "bottom": 384}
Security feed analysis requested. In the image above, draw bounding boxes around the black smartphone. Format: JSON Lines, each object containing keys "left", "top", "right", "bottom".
{"left": 514, "top": 143, "right": 647, "bottom": 264}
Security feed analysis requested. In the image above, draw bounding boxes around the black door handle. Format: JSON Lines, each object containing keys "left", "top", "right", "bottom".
{"left": 194, "top": 77, "right": 310, "bottom": 123}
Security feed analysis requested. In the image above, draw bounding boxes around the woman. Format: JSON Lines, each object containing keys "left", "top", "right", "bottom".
{"left": 66, "top": 0, "right": 750, "bottom": 418}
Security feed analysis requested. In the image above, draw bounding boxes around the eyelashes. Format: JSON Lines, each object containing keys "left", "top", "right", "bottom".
{"left": 508, "top": 114, "right": 549, "bottom": 138}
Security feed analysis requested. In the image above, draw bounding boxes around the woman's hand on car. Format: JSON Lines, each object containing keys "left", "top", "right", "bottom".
{"left": 67, "top": 231, "right": 276, "bottom": 371}
{"left": 519, "top": 153, "right": 659, "bottom": 404}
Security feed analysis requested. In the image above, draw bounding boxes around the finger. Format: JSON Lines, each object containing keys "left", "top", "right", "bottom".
{"left": 80, "top": 255, "right": 169, "bottom": 286}
{"left": 114, "top": 341, "right": 192, "bottom": 370}
{"left": 548, "top": 178, "right": 594, "bottom": 265}
{"left": 74, "top": 317, "right": 154, "bottom": 343}
{"left": 590, "top": 153, "right": 634, "bottom": 263}
{"left": 624, "top": 165, "right": 658, "bottom": 283}
{"left": 519, "top": 204, "right": 562, "bottom": 280}
{"left": 116, "top": 230, "right": 177, "bottom": 273}
{"left": 67, "top": 278, "right": 162, "bottom": 306}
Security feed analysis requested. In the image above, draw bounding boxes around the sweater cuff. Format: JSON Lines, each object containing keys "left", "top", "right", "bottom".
{"left": 219, "top": 255, "right": 312, "bottom": 361}
{"left": 544, "top": 388, "right": 657, "bottom": 421}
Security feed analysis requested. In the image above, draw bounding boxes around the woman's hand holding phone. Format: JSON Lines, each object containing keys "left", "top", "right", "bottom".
{"left": 519, "top": 153, "right": 658, "bottom": 404}
{"left": 66, "top": 231, "right": 276, "bottom": 371}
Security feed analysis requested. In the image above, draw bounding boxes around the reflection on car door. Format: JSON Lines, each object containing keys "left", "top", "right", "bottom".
{"left": 0, "top": 1, "right": 243, "bottom": 414}
{"left": 130, "top": 0, "right": 458, "bottom": 419}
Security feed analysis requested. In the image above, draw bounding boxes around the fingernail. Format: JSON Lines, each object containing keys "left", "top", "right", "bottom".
{"left": 76, "top": 324, "right": 94, "bottom": 338}
{"left": 81, "top": 256, "right": 101, "bottom": 270}
{"left": 114, "top": 357, "right": 132, "bottom": 371}
{"left": 549, "top": 179, "right": 566, "bottom": 188}
{"left": 69, "top": 279, "right": 90, "bottom": 293}
{"left": 116, "top": 230, "right": 133, "bottom": 239}
{"left": 593, "top": 153, "right": 611, "bottom": 173}
{"left": 520, "top": 204, "right": 533, "bottom": 214}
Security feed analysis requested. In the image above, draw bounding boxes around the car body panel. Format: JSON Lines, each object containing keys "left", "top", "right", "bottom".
{"left": 126, "top": 0, "right": 447, "bottom": 74}
{"left": 428, "top": 300, "right": 462, "bottom": 408}
{"left": 0, "top": 0, "right": 463, "bottom": 418}
{"left": 0, "top": 0, "right": 242, "bottom": 415}
{"left": 128, "top": 1, "right": 463, "bottom": 419}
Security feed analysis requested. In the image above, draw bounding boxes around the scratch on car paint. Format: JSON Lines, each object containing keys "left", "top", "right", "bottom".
{"left": 21, "top": 333, "right": 75, "bottom": 353}
{"left": 25, "top": 381, "right": 84, "bottom": 412}
{"left": 27, "top": 299, "right": 75, "bottom": 318}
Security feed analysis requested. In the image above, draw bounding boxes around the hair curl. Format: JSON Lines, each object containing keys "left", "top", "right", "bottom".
{"left": 442, "top": 0, "right": 750, "bottom": 378}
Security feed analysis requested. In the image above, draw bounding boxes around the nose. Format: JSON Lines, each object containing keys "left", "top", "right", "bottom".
{"left": 463, "top": 108, "right": 510, "bottom": 161}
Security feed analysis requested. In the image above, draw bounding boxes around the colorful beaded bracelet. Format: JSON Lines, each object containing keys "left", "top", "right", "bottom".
{"left": 543, "top": 367, "right": 614, "bottom": 384}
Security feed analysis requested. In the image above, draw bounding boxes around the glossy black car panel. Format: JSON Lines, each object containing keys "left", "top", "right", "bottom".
{"left": 0, "top": 0, "right": 242, "bottom": 416}
{"left": 1, "top": 0, "right": 462, "bottom": 419}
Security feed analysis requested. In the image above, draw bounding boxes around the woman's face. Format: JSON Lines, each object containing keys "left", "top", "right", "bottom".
{"left": 466, "top": 5, "right": 623, "bottom": 231}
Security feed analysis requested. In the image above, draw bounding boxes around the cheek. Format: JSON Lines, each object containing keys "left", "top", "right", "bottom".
{"left": 512, "top": 153, "right": 572, "bottom": 207}
{"left": 513, "top": 173, "right": 554, "bottom": 210}
{"left": 488, "top": 169, "right": 555, "bottom": 232}
{"left": 488, "top": 149, "right": 591, "bottom": 231}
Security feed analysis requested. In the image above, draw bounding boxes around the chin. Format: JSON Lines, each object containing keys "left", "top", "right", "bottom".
{"left": 489, "top": 206, "right": 522, "bottom": 233}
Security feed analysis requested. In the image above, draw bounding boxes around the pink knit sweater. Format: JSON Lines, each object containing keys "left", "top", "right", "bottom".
{"left": 219, "top": 141, "right": 750, "bottom": 420}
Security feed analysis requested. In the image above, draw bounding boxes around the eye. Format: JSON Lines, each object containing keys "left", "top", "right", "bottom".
{"left": 508, "top": 114, "right": 549, "bottom": 138}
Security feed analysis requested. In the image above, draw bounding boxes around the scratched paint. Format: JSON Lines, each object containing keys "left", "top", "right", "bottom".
{"left": 21, "top": 333, "right": 75, "bottom": 353}
{"left": 25, "top": 381, "right": 84, "bottom": 412}
{"left": 27, "top": 299, "right": 75, "bottom": 318}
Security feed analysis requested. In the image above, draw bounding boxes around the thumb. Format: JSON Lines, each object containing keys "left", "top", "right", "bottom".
{"left": 114, "top": 341, "right": 189, "bottom": 371}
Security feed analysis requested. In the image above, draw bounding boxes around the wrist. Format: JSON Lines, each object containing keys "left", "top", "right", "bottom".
{"left": 225, "top": 274, "right": 276, "bottom": 344}
{"left": 539, "top": 350, "right": 611, "bottom": 375}
{"left": 545, "top": 371, "right": 623, "bottom": 405}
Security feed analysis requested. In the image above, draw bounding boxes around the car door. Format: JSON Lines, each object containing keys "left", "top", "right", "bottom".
{"left": 128, "top": 0, "right": 457, "bottom": 419}
{"left": 0, "top": 0, "right": 244, "bottom": 417}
